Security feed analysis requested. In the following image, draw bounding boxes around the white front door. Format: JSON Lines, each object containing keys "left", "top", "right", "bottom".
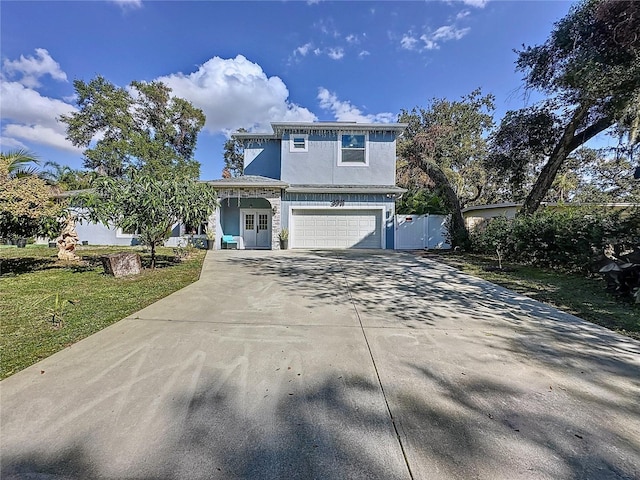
{"left": 241, "top": 209, "right": 271, "bottom": 249}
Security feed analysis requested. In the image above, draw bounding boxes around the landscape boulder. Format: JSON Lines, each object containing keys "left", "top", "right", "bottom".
{"left": 101, "top": 252, "right": 142, "bottom": 277}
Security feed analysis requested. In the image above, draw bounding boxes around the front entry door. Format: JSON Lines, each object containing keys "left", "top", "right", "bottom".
{"left": 241, "top": 209, "right": 271, "bottom": 249}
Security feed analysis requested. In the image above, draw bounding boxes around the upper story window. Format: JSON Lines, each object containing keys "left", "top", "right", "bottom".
{"left": 289, "top": 134, "right": 308, "bottom": 152}
{"left": 338, "top": 133, "right": 368, "bottom": 166}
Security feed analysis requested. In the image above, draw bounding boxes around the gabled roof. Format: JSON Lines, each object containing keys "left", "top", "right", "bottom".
{"left": 205, "top": 175, "right": 288, "bottom": 188}
{"left": 286, "top": 184, "right": 406, "bottom": 195}
{"left": 232, "top": 121, "right": 407, "bottom": 141}
{"left": 270, "top": 122, "right": 408, "bottom": 136}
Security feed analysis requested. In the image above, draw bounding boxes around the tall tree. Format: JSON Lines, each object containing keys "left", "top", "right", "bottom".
{"left": 559, "top": 146, "right": 640, "bottom": 203}
{"left": 491, "top": 0, "right": 640, "bottom": 214}
{"left": 223, "top": 128, "right": 246, "bottom": 177}
{"left": 60, "top": 76, "right": 206, "bottom": 179}
{"left": 398, "top": 89, "right": 495, "bottom": 246}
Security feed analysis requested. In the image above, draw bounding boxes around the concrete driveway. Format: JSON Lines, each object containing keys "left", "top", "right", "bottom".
{"left": 1, "top": 250, "right": 639, "bottom": 479}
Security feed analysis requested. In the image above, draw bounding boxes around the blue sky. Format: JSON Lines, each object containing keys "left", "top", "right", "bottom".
{"left": 1, "top": 0, "right": 576, "bottom": 180}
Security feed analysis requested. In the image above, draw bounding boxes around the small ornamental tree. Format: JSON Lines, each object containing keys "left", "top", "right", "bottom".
{"left": 83, "top": 172, "right": 217, "bottom": 268}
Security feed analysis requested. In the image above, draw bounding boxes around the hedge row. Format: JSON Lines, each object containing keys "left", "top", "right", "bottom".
{"left": 470, "top": 207, "right": 640, "bottom": 272}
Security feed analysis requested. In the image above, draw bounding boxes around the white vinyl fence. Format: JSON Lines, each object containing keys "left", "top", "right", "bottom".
{"left": 395, "top": 214, "right": 451, "bottom": 250}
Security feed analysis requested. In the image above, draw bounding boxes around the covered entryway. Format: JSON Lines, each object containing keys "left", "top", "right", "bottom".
{"left": 291, "top": 208, "right": 384, "bottom": 249}
{"left": 205, "top": 176, "right": 288, "bottom": 250}
{"left": 241, "top": 209, "right": 272, "bottom": 249}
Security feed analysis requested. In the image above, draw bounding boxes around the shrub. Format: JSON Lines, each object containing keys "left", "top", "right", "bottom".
{"left": 471, "top": 207, "right": 640, "bottom": 272}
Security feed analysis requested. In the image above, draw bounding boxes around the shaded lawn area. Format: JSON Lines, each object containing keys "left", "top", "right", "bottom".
{"left": 416, "top": 251, "right": 640, "bottom": 341}
{"left": 0, "top": 245, "right": 205, "bottom": 379}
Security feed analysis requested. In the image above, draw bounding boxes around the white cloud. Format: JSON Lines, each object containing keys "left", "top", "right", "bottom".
{"left": 462, "top": 0, "right": 488, "bottom": 8}
{"left": 317, "top": 88, "right": 395, "bottom": 123}
{"left": 313, "top": 48, "right": 322, "bottom": 56}
{"left": 1, "top": 81, "right": 75, "bottom": 130}
{"left": 110, "top": 0, "right": 143, "bottom": 10}
{"left": 295, "top": 43, "right": 313, "bottom": 56}
{"left": 0, "top": 136, "right": 27, "bottom": 150}
{"left": 419, "top": 35, "right": 439, "bottom": 50}
{"left": 0, "top": 79, "right": 80, "bottom": 152}
{"left": 401, "top": 34, "right": 418, "bottom": 51}
{"left": 3, "top": 48, "right": 67, "bottom": 88}
{"left": 359, "top": 50, "right": 370, "bottom": 58}
{"left": 419, "top": 25, "right": 470, "bottom": 50}
{"left": 3, "top": 124, "right": 81, "bottom": 153}
{"left": 456, "top": 10, "right": 471, "bottom": 20}
{"left": 346, "top": 34, "right": 360, "bottom": 44}
{"left": 432, "top": 25, "right": 470, "bottom": 41}
{"left": 156, "top": 55, "right": 317, "bottom": 134}
{"left": 315, "top": 18, "right": 340, "bottom": 38}
{"left": 327, "top": 48, "right": 345, "bottom": 60}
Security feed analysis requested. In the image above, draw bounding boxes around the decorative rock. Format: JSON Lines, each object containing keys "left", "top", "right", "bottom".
{"left": 101, "top": 253, "right": 142, "bottom": 277}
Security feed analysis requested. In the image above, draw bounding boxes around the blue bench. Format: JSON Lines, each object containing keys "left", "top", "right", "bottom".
{"left": 222, "top": 235, "right": 238, "bottom": 249}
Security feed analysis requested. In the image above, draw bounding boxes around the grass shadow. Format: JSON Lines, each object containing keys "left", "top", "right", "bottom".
{"left": 0, "top": 257, "right": 57, "bottom": 276}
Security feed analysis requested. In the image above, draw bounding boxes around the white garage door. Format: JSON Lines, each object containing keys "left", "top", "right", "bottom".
{"left": 291, "top": 209, "right": 383, "bottom": 249}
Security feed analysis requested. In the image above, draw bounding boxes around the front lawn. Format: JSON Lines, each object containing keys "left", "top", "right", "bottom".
{"left": 418, "top": 251, "right": 640, "bottom": 341}
{"left": 0, "top": 245, "right": 205, "bottom": 379}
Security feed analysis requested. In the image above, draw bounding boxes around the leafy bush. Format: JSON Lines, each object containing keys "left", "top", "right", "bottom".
{"left": 396, "top": 189, "right": 449, "bottom": 215}
{"left": 471, "top": 207, "right": 640, "bottom": 272}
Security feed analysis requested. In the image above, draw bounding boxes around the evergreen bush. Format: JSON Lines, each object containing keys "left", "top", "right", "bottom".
{"left": 470, "top": 207, "right": 640, "bottom": 272}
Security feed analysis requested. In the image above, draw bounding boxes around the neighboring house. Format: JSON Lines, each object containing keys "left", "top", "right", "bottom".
{"left": 207, "top": 121, "right": 407, "bottom": 250}
{"left": 462, "top": 202, "right": 639, "bottom": 231}
{"left": 36, "top": 191, "right": 196, "bottom": 247}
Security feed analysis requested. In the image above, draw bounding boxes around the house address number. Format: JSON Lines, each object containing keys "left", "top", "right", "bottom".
{"left": 331, "top": 199, "right": 345, "bottom": 207}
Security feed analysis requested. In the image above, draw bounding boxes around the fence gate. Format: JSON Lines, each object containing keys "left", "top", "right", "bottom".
{"left": 395, "top": 214, "right": 451, "bottom": 250}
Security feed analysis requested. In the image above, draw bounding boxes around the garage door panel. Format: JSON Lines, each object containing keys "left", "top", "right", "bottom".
{"left": 291, "top": 209, "right": 382, "bottom": 249}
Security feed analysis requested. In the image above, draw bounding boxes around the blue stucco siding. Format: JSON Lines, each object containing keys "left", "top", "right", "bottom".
{"left": 279, "top": 131, "right": 398, "bottom": 186}
{"left": 219, "top": 198, "right": 271, "bottom": 236}
{"left": 244, "top": 140, "right": 281, "bottom": 179}
{"left": 281, "top": 192, "right": 396, "bottom": 249}
{"left": 220, "top": 204, "right": 240, "bottom": 235}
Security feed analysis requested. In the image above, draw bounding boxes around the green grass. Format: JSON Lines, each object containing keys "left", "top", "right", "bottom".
{"left": 418, "top": 251, "right": 640, "bottom": 341}
{"left": 0, "top": 245, "right": 205, "bottom": 379}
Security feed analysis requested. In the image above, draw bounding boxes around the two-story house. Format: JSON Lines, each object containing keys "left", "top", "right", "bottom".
{"left": 207, "top": 121, "right": 407, "bottom": 250}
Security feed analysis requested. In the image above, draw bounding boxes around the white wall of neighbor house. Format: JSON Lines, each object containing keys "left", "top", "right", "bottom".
{"left": 35, "top": 212, "right": 193, "bottom": 247}
{"left": 463, "top": 206, "right": 518, "bottom": 231}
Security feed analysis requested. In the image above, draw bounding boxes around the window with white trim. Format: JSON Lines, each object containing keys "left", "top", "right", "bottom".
{"left": 116, "top": 226, "right": 140, "bottom": 238}
{"left": 289, "top": 134, "right": 308, "bottom": 152}
{"left": 338, "top": 133, "right": 368, "bottom": 165}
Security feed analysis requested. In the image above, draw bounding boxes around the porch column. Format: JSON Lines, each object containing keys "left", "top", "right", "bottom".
{"left": 269, "top": 195, "right": 282, "bottom": 250}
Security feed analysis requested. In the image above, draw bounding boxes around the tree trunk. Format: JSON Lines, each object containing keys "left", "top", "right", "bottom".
{"left": 150, "top": 242, "right": 156, "bottom": 269}
{"left": 521, "top": 105, "right": 613, "bottom": 215}
{"left": 419, "top": 161, "right": 468, "bottom": 247}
